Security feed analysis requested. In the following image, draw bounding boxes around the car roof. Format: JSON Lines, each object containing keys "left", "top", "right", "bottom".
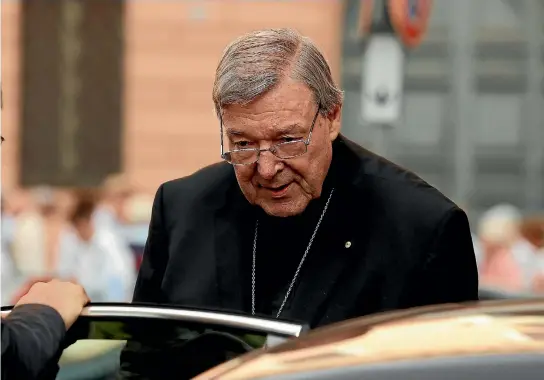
{"left": 197, "top": 300, "right": 544, "bottom": 379}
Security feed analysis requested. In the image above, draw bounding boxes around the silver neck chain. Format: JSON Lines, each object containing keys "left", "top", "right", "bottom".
{"left": 251, "top": 188, "right": 335, "bottom": 318}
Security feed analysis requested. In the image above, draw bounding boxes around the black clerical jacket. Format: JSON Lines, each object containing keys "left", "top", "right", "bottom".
{"left": 132, "top": 135, "right": 478, "bottom": 324}
{"left": 120, "top": 135, "right": 478, "bottom": 378}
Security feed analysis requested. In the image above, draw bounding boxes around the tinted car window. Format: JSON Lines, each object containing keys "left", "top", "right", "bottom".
{"left": 57, "top": 316, "right": 270, "bottom": 380}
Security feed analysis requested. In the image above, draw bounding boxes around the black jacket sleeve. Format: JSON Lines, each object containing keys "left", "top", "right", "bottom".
{"left": 1, "top": 304, "right": 66, "bottom": 380}
{"left": 402, "top": 207, "right": 480, "bottom": 307}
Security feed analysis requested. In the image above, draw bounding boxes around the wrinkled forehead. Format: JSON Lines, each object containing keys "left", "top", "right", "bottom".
{"left": 221, "top": 80, "right": 316, "bottom": 138}
{"left": 223, "top": 106, "right": 310, "bottom": 137}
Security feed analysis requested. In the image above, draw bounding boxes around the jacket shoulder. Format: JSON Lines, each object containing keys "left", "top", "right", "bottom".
{"left": 372, "top": 172, "right": 460, "bottom": 228}
{"left": 161, "top": 161, "right": 234, "bottom": 200}
{"left": 345, "top": 139, "right": 460, "bottom": 226}
{"left": 154, "top": 162, "right": 236, "bottom": 223}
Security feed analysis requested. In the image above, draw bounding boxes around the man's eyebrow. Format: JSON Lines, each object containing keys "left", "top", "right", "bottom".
{"left": 276, "top": 123, "right": 304, "bottom": 134}
{"left": 225, "top": 123, "right": 304, "bottom": 137}
{"left": 225, "top": 129, "right": 244, "bottom": 137}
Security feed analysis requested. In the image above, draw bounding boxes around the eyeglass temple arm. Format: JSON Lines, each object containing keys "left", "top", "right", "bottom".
{"left": 219, "top": 113, "right": 225, "bottom": 157}
{"left": 305, "top": 107, "right": 321, "bottom": 144}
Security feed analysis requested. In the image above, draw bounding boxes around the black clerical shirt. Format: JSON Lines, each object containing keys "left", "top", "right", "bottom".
{"left": 242, "top": 154, "right": 344, "bottom": 318}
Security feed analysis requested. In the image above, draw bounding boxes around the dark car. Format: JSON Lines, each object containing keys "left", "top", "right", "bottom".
{"left": 197, "top": 299, "right": 544, "bottom": 380}
{"left": 1, "top": 288, "right": 542, "bottom": 379}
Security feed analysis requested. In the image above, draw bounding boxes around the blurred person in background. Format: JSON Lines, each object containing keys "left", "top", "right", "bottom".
{"left": 1, "top": 189, "right": 33, "bottom": 303}
{"left": 478, "top": 204, "right": 544, "bottom": 293}
{"left": 7, "top": 188, "right": 45, "bottom": 277}
{"left": 93, "top": 173, "right": 133, "bottom": 233}
{"left": 1, "top": 194, "right": 20, "bottom": 304}
{"left": 121, "top": 192, "right": 154, "bottom": 268}
{"left": 10, "top": 186, "right": 70, "bottom": 277}
{"left": 520, "top": 216, "right": 544, "bottom": 293}
{"left": 57, "top": 190, "right": 136, "bottom": 302}
{"left": 1, "top": 190, "right": 19, "bottom": 250}
{"left": 520, "top": 216, "right": 544, "bottom": 251}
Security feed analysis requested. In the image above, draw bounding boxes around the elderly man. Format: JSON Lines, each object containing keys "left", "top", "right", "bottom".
{"left": 133, "top": 28, "right": 478, "bottom": 325}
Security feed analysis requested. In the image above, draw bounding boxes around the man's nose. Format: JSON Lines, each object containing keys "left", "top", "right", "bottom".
{"left": 257, "top": 151, "right": 283, "bottom": 180}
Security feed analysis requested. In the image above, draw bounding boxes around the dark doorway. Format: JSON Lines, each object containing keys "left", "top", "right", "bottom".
{"left": 20, "top": 0, "right": 124, "bottom": 187}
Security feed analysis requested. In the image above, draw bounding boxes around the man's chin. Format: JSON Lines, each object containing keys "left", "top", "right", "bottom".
{"left": 258, "top": 199, "right": 309, "bottom": 218}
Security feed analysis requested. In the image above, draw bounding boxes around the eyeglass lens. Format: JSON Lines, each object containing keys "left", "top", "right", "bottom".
{"left": 227, "top": 140, "right": 307, "bottom": 164}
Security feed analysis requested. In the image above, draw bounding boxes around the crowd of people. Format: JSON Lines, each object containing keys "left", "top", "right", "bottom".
{"left": 1, "top": 174, "right": 153, "bottom": 305}
{"left": 474, "top": 204, "right": 544, "bottom": 294}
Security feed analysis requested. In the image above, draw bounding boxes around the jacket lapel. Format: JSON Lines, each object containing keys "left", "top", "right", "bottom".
{"left": 214, "top": 180, "right": 254, "bottom": 313}
{"left": 284, "top": 187, "right": 370, "bottom": 327}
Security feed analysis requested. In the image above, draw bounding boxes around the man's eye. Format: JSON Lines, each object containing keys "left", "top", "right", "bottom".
{"left": 234, "top": 141, "right": 252, "bottom": 148}
{"left": 282, "top": 137, "right": 299, "bottom": 143}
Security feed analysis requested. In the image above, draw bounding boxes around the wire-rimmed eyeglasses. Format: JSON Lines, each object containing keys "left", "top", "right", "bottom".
{"left": 220, "top": 107, "right": 321, "bottom": 166}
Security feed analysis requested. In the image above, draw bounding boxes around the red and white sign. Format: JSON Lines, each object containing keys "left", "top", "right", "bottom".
{"left": 388, "top": 0, "right": 433, "bottom": 48}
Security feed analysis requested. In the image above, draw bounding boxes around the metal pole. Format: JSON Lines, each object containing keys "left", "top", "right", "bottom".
{"left": 451, "top": 0, "right": 475, "bottom": 207}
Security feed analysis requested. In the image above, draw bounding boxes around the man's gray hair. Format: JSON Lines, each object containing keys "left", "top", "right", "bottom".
{"left": 213, "top": 28, "right": 343, "bottom": 118}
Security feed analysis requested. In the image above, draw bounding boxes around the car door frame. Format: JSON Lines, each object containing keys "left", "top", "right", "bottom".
{"left": 1, "top": 302, "right": 309, "bottom": 339}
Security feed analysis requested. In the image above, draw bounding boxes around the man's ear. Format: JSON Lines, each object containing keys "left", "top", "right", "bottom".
{"left": 326, "top": 104, "right": 342, "bottom": 141}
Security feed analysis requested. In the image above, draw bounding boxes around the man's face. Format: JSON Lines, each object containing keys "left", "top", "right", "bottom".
{"left": 74, "top": 218, "right": 94, "bottom": 242}
{"left": 111, "top": 191, "right": 131, "bottom": 222}
{"left": 222, "top": 78, "right": 341, "bottom": 217}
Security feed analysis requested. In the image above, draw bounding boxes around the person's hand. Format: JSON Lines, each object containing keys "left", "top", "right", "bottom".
{"left": 10, "top": 275, "right": 78, "bottom": 304}
{"left": 10, "top": 276, "right": 55, "bottom": 304}
{"left": 15, "top": 279, "right": 90, "bottom": 329}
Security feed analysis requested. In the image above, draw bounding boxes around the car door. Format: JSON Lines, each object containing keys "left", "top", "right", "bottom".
{"left": 1, "top": 303, "right": 308, "bottom": 380}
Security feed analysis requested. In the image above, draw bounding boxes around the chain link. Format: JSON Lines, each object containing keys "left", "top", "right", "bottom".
{"left": 251, "top": 188, "right": 335, "bottom": 318}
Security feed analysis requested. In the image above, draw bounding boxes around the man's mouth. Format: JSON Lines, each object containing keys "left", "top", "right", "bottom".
{"left": 259, "top": 183, "right": 291, "bottom": 198}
